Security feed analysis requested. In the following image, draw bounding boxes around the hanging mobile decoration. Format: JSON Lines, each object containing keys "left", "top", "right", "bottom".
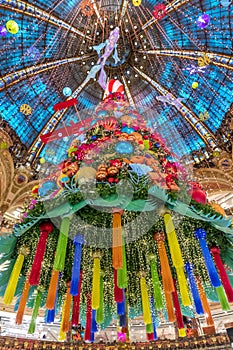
{"left": 6, "top": 20, "right": 19, "bottom": 34}
{"left": 152, "top": 4, "right": 167, "bottom": 20}
{"left": 197, "top": 14, "right": 210, "bottom": 29}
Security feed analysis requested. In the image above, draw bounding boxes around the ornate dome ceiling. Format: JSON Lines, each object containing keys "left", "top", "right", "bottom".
{"left": 0, "top": 0, "right": 232, "bottom": 166}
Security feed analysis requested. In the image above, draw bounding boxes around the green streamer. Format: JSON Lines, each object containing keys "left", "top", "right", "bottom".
{"left": 96, "top": 274, "right": 104, "bottom": 324}
{"left": 53, "top": 217, "right": 70, "bottom": 271}
{"left": 215, "top": 286, "right": 230, "bottom": 311}
{"left": 150, "top": 257, "right": 163, "bottom": 310}
{"left": 117, "top": 238, "right": 128, "bottom": 289}
{"left": 146, "top": 323, "right": 154, "bottom": 333}
{"left": 28, "top": 290, "right": 42, "bottom": 334}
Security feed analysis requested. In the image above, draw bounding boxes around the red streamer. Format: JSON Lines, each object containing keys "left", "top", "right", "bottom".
{"left": 29, "top": 222, "right": 53, "bottom": 286}
{"left": 72, "top": 271, "right": 83, "bottom": 326}
{"left": 84, "top": 293, "right": 92, "bottom": 341}
{"left": 210, "top": 247, "right": 233, "bottom": 303}
{"left": 172, "top": 280, "right": 185, "bottom": 330}
{"left": 114, "top": 269, "right": 123, "bottom": 302}
{"left": 147, "top": 333, "right": 154, "bottom": 341}
{"left": 53, "top": 98, "right": 78, "bottom": 111}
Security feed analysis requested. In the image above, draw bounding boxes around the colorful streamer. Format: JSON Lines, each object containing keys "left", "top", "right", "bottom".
{"left": 62, "top": 283, "right": 72, "bottom": 333}
{"left": 28, "top": 289, "right": 42, "bottom": 334}
{"left": 197, "top": 279, "right": 214, "bottom": 327}
{"left": 16, "top": 279, "right": 30, "bottom": 325}
{"left": 140, "top": 276, "right": 152, "bottom": 325}
{"left": 114, "top": 268, "right": 124, "bottom": 303}
{"left": 46, "top": 270, "right": 59, "bottom": 310}
{"left": 96, "top": 273, "right": 104, "bottom": 324}
{"left": 72, "top": 270, "right": 82, "bottom": 326}
{"left": 53, "top": 217, "right": 70, "bottom": 271}
{"left": 92, "top": 254, "right": 101, "bottom": 310}
{"left": 112, "top": 211, "right": 123, "bottom": 269}
{"left": 164, "top": 213, "right": 191, "bottom": 306}
{"left": 149, "top": 256, "right": 163, "bottom": 310}
{"left": 70, "top": 234, "right": 84, "bottom": 296}
{"left": 185, "top": 263, "right": 204, "bottom": 315}
{"left": 117, "top": 237, "right": 128, "bottom": 289}
{"left": 84, "top": 293, "right": 92, "bottom": 341}
{"left": 4, "top": 252, "right": 25, "bottom": 305}
{"left": 29, "top": 222, "right": 53, "bottom": 286}
{"left": 172, "top": 280, "right": 186, "bottom": 337}
{"left": 210, "top": 247, "right": 233, "bottom": 303}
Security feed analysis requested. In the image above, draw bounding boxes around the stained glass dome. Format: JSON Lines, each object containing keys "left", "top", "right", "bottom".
{"left": 0, "top": 0, "right": 232, "bottom": 163}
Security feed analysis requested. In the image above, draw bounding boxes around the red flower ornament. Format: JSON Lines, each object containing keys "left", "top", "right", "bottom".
{"left": 153, "top": 3, "right": 167, "bottom": 20}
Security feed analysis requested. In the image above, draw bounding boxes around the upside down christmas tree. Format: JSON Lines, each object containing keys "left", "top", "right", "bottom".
{"left": 1, "top": 81, "right": 233, "bottom": 342}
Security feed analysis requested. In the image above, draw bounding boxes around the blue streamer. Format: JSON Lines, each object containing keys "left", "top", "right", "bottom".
{"left": 90, "top": 332, "right": 95, "bottom": 342}
{"left": 46, "top": 308, "right": 55, "bottom": 323}
{"left": 150, "top": 297, "right": 158, "bottom": 340}
{"left": 120, "top": 314, "right": 126, "bottom": 327}
{"left": 117, "top": 300, "right": 125, "bottom": 315}
{"left": 70, "top": 234, "right": 84, "bottom": 296}
{"left": 185, "top": 263, "right": 204, "bottom": 315}
{"left": 195, "top": 228, "right": 221, "bottom": 288}
{"left": 91, "top": 309, "right": 98, "bottom": 333}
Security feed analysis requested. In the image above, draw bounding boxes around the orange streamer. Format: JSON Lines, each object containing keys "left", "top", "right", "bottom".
{"left": 46, "top": 270, "right": 59, "bottom": 310}
{"left": 16, "top": 280, "right": 30, "bottom": 325}
{"left": 112, "top": 211, "right": 123, "bottom": 269}
{"left": 154, "top": 233, "right": 174, "bottom": 293}
{"left": 62, "top": 285, "right": 72, "bottom": 333}
{"left": 164, "top": 292, "right": 176, "bottom": 322}
{"left": 197, "top": 280, "right": 214, "bottom": 327}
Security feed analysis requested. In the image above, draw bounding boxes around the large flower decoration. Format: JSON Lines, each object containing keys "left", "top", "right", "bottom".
{"left": 152, "top": 3, "right": 167, "bottom": 20}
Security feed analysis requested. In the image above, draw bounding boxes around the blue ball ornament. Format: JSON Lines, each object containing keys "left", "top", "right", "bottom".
{"left": 115, "top": 141, "right": 134, "bottom": 154}
{"left": 97, "top": 110, "right": 108, "bottom": 117}
{"left": 91, "top": 135, "right": 97, "bottom": 140}
{"left": 63, "top": 87, "right": 72, "bottom": 97}
{"left": 121, "top": 126, "right": 135, "bottom": 134}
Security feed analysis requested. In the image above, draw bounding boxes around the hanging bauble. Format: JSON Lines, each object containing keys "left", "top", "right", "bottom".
{"left": 192, "top": 82, "right": 199, "bottom": 89}
{"left": 189, "top": 182, "right": 207, "bottom": 204}
{"left": 63, "top": 87, "right": 72, "bottom": 97}
{"left": 115, "top": 141, "right": 134, "bottom": 154}
{"left": 6, "top": 20, "right": 19, "bottom": 34}
{"left": 197, "top": 14, "right": 210, "bottom": 29}
{"left": 132, "top": 0, "right": 141, "bottom": 5}
{"left": 0, "top": 26, "right": 7, "bottom": 36}
{"left": 39, "top": 157, "right": 46, "bottom": 164}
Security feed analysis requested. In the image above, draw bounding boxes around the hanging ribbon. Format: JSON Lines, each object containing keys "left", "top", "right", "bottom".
{"left": 46, "top": 309, "right": 55, "bottom": 324}
{"left": 46, "top": 270, "right": 59, "bottom": 310}
{"left": 16, "top": 279, "right": 30, "bottom": 325}
{"left": 4, "top": 246, "right": 29, "bottom": 305}
{"left": 117, "top": 291, "right": 126, "bottom": 316}
{"left": 172, "top": 280, "right": 186, "bottom": 337}
{"left": 62, "top": 282, "right": 72, "bottom": 333}
{"left": 140, "top": 275, "right": 152, "bottom": 325}
{"left": 149, "top": 255, "right": 163, "bottom": 310}
{"left": 164, "top": 213, "right": 191, "bottom": 306}
{"left": 164, "top": 292, "right": 176, "bottom": 322}
{"left": 96, "top": 273, "right": 104, "bottom": 324}
{"left": 84, "top": 293, "right": 92, "bottom": 341}
{"left": 91, "top": 309, "right": 98, "bottom": 335}
{"left": 53, "top": 217, "right": 70, "bottom": 271}
{"left": 215, "top": 285, "right": 230, "bottom": 311}
{"left": 149, "top": 297, "right": 158, "bottom": 341}
{"left": 117, "top": 235, "right": 128, "bottom": 289}
{"left": 112, "top": 210, "right": 123, "bottom": 269}
{"left": 153, "top": 233, "right": 174, "bottom": 293}
{"left": 185, "top": 263, "right": 204, "bottom": 315}
{"left": 59, "top": 299, "right": 67, "bottom": 341}
{"left": 29, "top": 222, "right": 53, "bottom": 286}
{"left": 194, "top": 228, "right": 221, "bottom": 288}
{"left": 28, "top": 289, "right": 42, "bottom": 334}
{"left": 70, "top": 234, "right": 84, "bottom": 296}
{"left": 197, "top": 279, "right": 214, "bottom": 327}
{"left": 114, "top": 268, "right": 124, "bottom": 303}
{"left": 72, "top": 271, "right": 82, "bottom": 326}
{"left": 210, "top": 247, "right": 233, "bottom": 303}
{"left": 92, "top": 252, "right": 101, "bottom": 310}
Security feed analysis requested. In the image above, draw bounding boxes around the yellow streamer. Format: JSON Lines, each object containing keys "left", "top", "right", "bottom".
{"left": 164, "top": 214, "right": 191, "bottom": 306}
{"left": 112, "top": 211, "right": 123, "bottom": 269}
{"left": 92, "top": 257, "right": 100, "bottom": 310}
{"left": 4, "top": 254, "right": 24, "bottom": 305}
{"left": 59, "top": 300, "right": 67, "bottom": 341}
{"left": 178, "top": 328, "right": 187, "bottom": 337}
{"left": 140, "top": 276, "right": 152, "bottom": 325}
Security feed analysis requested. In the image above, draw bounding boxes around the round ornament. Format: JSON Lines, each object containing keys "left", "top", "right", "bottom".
{"left": 6, "top": 20, "right": 19, "bottom": 34}
{"left": 121, "top": 126, "right": 135, "bottom": 134}
{"left": 63, "top": 87, "right": 72, "bottom": 97}
{"left": 197, "top": 14, "right": 210, "bottom": 29}
{"left": 115, "top": 141, "right": 134, "bottom": 154}
{"left": 39, "top": 157, "right": 46, "bottom": 164}
{"left": 132, "top": 0, "right": 141, "bottom": 5}
{"left": 192, "top": 82, "right": 199, "bottom": 89}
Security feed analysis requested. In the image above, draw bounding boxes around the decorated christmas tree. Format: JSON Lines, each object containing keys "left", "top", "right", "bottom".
{"left": 1, "top": 82, "right": 233, "bottom": 342}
